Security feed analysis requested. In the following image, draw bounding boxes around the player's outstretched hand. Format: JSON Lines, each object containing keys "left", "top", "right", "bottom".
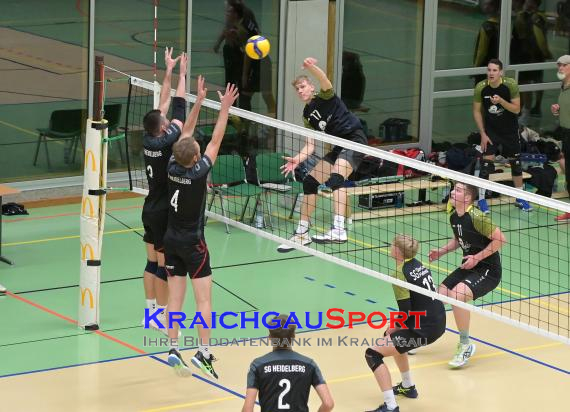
{"left": 179, "top": 52, "right": 188, "bottom": 75}
{"left": 428, "top": 248, "right": 442, "bottom": 262}
{"left": 280, "top": 156, "right": 300, "bottom": 177}
{"left": 302, "top": 57, "right": 318, "bottom": 70}
{"left": 218, "top": 83, "right": 239, "bottom": 108}
{"left": 196, "top": 75, "right": 207, "bottom": 101}
{"left": 165, "top": 47, "right": 180, "bottom": 71}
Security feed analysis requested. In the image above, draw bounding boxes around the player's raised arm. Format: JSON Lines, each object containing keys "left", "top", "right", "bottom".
{"left": 204, "top": 83, "right": 239, "bottom": 165}
{"left": 169, "top": 52, "right": 188, "bottom": 130}
{"left": 181, "top": 75, "right": 207, "bottom": 138}
{"left": 159, "top": 47, "right": 180, "bottom": 116}
{"left": 302, "top": 57, "right": 333, "bottom": 91}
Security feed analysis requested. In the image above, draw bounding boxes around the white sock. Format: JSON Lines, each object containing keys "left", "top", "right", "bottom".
{"left": 383, "top": 390, "right": 398, "bottom": 410}
{"left": 146, "top": 299, "right": 156, "bottom": 311}
{"left": 333, "top": 215, "right": 345, "bottom": 230}
{"left": 170, "top": 338, "right": 179, "bottom": 352}
{"left": 296, "top": 220, "right": 309, "bottom": 234}
{"left": 401, "top": 371, "right": 414, "bottom": 388}
{"left": 199, "top": 345, "right": 210, "bottom": 357}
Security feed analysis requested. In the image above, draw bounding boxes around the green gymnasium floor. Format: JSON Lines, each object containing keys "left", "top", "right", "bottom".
{"left": 0, "top": 195, "right": 568, "bottom": 380}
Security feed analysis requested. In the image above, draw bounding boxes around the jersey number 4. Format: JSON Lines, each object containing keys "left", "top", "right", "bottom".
{"left": 170, "top": 189, "right": 179, "bottom": 212}
{"left": 278, "top": 378, "right": 291, "bottom": 409}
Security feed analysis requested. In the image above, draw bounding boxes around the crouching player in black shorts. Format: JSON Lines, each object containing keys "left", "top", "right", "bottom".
{"left": 429, "top": 182, "right": 506, "bottom": 368}
{"left": 242, "top": 314, "right": 334, "bottom": 412}
{"left": 164, "top": 82, "right": 239, "bottom": 379}
{"left": 365, "top": 234, "right": 446, "bottom": 412}
{"left": 140, "top": 48, "right": 187, "bottom": 328}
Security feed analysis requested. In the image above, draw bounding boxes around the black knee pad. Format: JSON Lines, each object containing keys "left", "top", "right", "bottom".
{"left": 365, "top": 348, "right": 384, "bottom": 372}
{"left": 325, "top": 173, "right": 345, "bottom": 191}
{"left": 479, "top": 160, "right": 495, "bottom": 180}
{"left": 145, "top": 260, "right": 158, "bottom": 275}
{"left": 155, "top": 266, "right": 167, "bottom": 281}
{"left": 171, "top": 97, "right": 186, "bottom": 123}
{"left": 303, "top": 175, "right": 320, "bottom": 195}
{"left": 510, "top": 156, "right": 523, "bottom": 177}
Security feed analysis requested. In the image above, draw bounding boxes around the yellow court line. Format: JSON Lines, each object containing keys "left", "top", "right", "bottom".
{"left": 0, "top": 120, "right": 38, "bottom": 136}
{"left": 2, "top": 227, "right": 144, "bottom": 247}
{"left": 327, "top": 341, "right": 563, "bottom": 385}
{"left": 140, "top": 396, "right": 236, "bottom": 412}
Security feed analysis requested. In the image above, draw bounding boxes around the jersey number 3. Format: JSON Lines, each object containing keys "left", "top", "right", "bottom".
{"left": 278, "top": 378, "right": 291, "bottom": 409}
{"left": 146, "top": 165, "right": 153, "bottom": 178}
{"left": 170, "top": 189, "right": 179, "bottom": 212}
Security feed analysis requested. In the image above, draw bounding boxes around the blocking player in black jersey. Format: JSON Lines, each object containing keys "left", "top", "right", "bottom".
{"left": 140, "top": 47, "right": 187, "bottom": 328}
{"left": 164, "top": 82, "right": 239, "bottom": 379}
{"left": 429, "top": 182, "right": 506, "bottom": 368}
{"left": 277, "top": 57, "right": 368, "bottom": 252}
{"left": 242, "top": 314, "right": 334, "bottom": 412}
{"left": 473, "top": 58, "right": 532, "bottom": 213}
{"left": 365, "top": 235, "right": 446, "bottom": 412}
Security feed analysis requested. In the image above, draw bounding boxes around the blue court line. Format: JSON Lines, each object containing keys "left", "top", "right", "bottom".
{"left": 304, "top": 276, "right": 315, "bottom": 281}
{"left": 325, "top": 284, "right": 336, "bottom": 289}
{"left": 386, "top": 306, "right": 569, "bottom": 375}
{"left": 344, "top": 291, "right": 356, "bottom": 296}
{"left": 303, "top": 275, "right": 378, "bottom": 306}
{"left": 365, "top": 299, "right": 377, "bottom": 304}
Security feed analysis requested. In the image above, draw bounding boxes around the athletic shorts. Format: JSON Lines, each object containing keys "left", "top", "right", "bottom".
{"left": 484, "top": 130, "right": 521, "bottom": 159}
{"left": 323, "top": 128, "right": 368, "bottom": 171}
{"left": 142, "top": 209, "right": 168, "bottom": 252}
{"left": 442, "top": 264, "right": 502, "bottom": 300}
{"left": 390, "top": 320, "right": 446, "bottom": 354}
{"left": 164, "top": 239, "right": 211, "bottom": 279}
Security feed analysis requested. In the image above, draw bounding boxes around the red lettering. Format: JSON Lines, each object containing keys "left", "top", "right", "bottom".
{"left": 408, "top": 311, "right": 426, "bottom": 328}
{"left": 326, "top": 308, "right": 345, "bottom": 329}
{"left": 348, "top": 311, "right": 366, "bottom": 328}
{"left": 389, "top": 311, "right": 408, "bottom": 329}
{"left": 367, "top": 311, "right": 387, "bottom": 329}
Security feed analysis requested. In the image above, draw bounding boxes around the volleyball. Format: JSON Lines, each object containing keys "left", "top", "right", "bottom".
{"left": 245, "top": 35, "right": 270, "bottom": 60}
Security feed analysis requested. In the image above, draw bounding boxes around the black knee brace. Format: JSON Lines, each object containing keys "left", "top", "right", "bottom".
{"left": 325, "top": 173, "right": 345, "bottom": 191}
{"left": 155, "top": 266, "right": 167, "bottom": 281}
{"left": 365, "top": 348, "right": 384, "bottom": 372}
{"left": 145, "top": 260, "right": 158, "bottom": 274}
{"left": 303, "top": 175, "right": 320, "bottom": 195}
{"left": 479, "top": 160, "right": 495, "bottom": 180}
{"left": 510, "top": 155, "right": 523, "bottom": 177}
{"left": 171, "top": 97, "right": 186, "bottom": 123}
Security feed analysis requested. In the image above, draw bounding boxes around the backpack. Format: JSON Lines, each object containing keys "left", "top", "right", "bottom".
{"left": 390, "top": 148, "right": 426, "bottom": 178}
{"left": 445, "top": 143, "right": 480, "bottom": 174}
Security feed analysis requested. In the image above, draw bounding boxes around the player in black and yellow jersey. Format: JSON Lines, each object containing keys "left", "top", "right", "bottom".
{"left": 430, "top": 182, "right": 506, "bottom": 368}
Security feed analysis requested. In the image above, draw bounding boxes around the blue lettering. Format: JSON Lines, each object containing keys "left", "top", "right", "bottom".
{"left": 189, "top": 312, "right": 209, "bottom": 329}
{"left": 284, "top": 312, "right": 303, "bottom": 329}
{"left": 144, "top": 308, "right": 165, "bottom": 329}
{"left": 261, "top": 311, "right": 281, "bottom": 329}
{"left": 240, "top": 311, "right": 260, "bottom": 329}
{"left": 305, "top": 311, "right": 323, "bottom": 329}
{"left": 168, "top": 311, "right": 186, "bottom": 329}
{"left": 220, "top": 311, "right": 238, "bottom": 329}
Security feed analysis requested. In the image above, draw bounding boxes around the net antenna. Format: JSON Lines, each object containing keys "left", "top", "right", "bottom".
{"left": 125, "top": 74, "right": 570, "bottom": 345}
{"left": 153, "top": 0, "right": 161, "bottom": 110}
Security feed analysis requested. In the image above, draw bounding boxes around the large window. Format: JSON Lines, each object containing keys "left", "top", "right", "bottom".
{"left": 0, "top": 0, "right": 89, "bottom": 182}
{"left": 342, "top": 0, "right": 424, "bottom": 145}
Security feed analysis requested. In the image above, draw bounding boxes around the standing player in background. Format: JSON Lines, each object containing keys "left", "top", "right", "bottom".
{"left": 277, "top": 57, "right": 367, "bottom": 252}
{"left": 164, "top": 82, "right": 239, "bottom": 380}
{"left": 473, "top": 59, "right": 532, "bottom": 213}
{"left": 429, "top": 182, "right": 506, "bottom": 368}
{"left": 242, "top": 314, "right": 334, "bottom": 412}
{"left": 365, "top": 235, "right": 445, "bottom": 412}
{"left": 551, "top": 55, "right": 570, "bottom": 221}
{"left": 140, "top": 48, "right": 186, "bottom": 328}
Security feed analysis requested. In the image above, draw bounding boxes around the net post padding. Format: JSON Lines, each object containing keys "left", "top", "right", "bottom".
{"left": 79, "top": 119, "right": 108, "bottom": 329}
